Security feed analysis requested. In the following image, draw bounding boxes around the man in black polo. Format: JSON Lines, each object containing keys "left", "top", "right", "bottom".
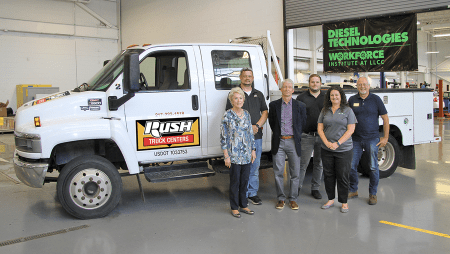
{"left": 296, "top": 74, "right": 324, "bottom": 200}
{"left": 226, "top": 67, "right": 268, "bottom": 205}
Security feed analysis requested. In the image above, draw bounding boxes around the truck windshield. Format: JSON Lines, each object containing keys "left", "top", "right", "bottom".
{"left": 86, "top": 49, "right": 144, "bottom": 91}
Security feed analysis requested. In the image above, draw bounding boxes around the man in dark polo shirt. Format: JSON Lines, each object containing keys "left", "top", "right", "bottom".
{"left": 226, "top": 67, "right": 268, "bottom": 205}
{"left": 296, "top": 74, "right": 325, "bottom": 200}
{"left": 348, "top": 77, "right": 389, "bottom": 205}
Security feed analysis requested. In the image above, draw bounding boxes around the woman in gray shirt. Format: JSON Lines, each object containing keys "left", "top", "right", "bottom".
{"left": 317, "top": 86, "right": 356, "bottom": 213}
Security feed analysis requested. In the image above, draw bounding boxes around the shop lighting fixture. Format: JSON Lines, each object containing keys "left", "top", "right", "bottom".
{"left": 426, "top": 51, "right": 439, "bottom": 54}
{"left": 433, "top": 33, "right": 450, "bottom": 37}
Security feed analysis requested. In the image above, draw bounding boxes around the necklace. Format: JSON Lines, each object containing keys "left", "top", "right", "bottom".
{"left": 232, "top": 109, "right": 244, "bottom": 118}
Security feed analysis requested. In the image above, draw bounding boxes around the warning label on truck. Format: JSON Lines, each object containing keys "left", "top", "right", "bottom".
{"left": 136, "top": 117, "right": 200, "bottom": 151}
{"left": 32, "top": 91, "right": 71, "bottom": 106}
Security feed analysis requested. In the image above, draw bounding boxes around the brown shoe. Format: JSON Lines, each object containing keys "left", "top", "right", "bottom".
{"left": 348, "top": 191, "right": 358, "bottom": 199}
{"left": 369, "top": 194, "right": 377, "bottom": 205}
{"left": 276, "top": 200, "right": 285, "bottom": 210}
{"left": 289, "top": 201, "right": 299, "bottom": 210}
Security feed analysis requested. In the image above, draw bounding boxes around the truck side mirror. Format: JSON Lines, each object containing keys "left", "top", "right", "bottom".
{"left": 109, "top": 52, "right": 140, "bottom": 111}
{"left": 123, "top": 52, "right": 140, "bottom": 92}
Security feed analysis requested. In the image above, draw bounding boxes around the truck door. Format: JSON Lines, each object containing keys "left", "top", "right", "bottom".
{"left": 124, "top": 46, "right": 203, "bottom": 163}
{"left": 199, "top": 46, "right": 268, "bottom": 156}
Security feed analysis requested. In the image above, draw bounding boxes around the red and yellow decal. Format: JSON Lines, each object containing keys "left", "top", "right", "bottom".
{"left": 136, "top": 117, "right": 200, "bottom": 151}
{"left": 31, "top": 91, "right": 71, "bottom": 106}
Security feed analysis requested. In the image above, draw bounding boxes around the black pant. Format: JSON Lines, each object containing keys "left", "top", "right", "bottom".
{"left": 321, "top": 149, "right": 353, "bottom": 203}
{"left": 229, "top": 163, "right": 251, "bottom": 210}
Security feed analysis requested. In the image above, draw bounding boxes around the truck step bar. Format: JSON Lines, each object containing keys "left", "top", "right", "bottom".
{"left": 210, "top": 157, "right": 273, "bottom": 174}
{"left": 143, "top": 162, "right": 215, "bottom": 183}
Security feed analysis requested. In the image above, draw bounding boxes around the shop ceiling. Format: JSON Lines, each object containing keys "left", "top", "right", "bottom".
{"left": 418, "top": 9, "right": 450, "bottom": 40}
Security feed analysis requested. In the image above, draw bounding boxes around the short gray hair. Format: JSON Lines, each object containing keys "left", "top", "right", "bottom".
{"left": 281, "top": 79, "right": 294, "bottom": 88}
{"left": 228, "top": 87, "right": 245, "bottom": 102}
{"left": 357, "top": 77, "right": 369, "bottom": 85}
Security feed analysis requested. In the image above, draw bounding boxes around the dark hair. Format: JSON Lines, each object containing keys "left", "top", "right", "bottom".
{"left": 322, "top": 86, "right": 348, "bottom": 115}
{"left": 240, "top": 67, "right": 253, "bottom": 76}
{"left": 309, "top": 74, "right": 322, "bottom": 83}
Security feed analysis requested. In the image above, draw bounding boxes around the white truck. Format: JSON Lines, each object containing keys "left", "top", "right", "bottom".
{"left": 14, "top": 42, "right": 439, "bottom": 219}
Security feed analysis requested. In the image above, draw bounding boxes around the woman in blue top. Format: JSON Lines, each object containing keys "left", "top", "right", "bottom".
{"left": 317, "top": 86, "right": 356, "bottom": 213}
{"left": 220, "top": 87, "right": 256, "bottom": 218}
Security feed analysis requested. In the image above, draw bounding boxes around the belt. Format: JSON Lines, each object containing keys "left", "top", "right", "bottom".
{"left": 280, "top": 135, "right": 293, "bottom": 139}
{"left": 305, "top": 132, "right": 318, "bottom": 136}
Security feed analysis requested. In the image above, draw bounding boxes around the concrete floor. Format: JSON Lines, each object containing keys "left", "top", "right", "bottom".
{"left": 1, "top": 120, "right": 450, "bottom": 254}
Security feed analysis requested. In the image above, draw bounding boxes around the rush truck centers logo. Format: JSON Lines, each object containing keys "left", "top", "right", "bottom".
{"left": 136, "top": 117, "right": 200, "bottom": 150}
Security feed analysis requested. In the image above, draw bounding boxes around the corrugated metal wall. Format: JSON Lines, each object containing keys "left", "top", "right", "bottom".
{"left": 285, "top": 0, "right": 449, "bottom": 28}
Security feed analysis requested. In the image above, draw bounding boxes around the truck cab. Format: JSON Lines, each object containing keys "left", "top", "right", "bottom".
{"left": 14, "top": 44, "right": 271, "bottom": 219}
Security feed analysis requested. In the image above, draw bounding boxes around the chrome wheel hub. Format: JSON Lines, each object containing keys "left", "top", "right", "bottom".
{"left": 69, "top": 169, "right": 112, "bottom": 209}
{"left": 378, "top": 143, "right": 395, "bottom": 172}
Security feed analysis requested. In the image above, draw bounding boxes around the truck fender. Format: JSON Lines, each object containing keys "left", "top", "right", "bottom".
{"left": 110, "top": 120, "right": 140, "bottom": 174}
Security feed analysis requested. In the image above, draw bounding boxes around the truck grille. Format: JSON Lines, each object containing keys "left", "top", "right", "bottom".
{"left": 15, "top": 132, "right": 42, "bottom": 153}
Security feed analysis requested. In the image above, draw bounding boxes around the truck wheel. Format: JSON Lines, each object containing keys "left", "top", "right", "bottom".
{"left": 57, "top": 155, "right": 122, "bottom": 219}
{"left": 359, "top": 134, "right": 400, "bottom": 179}
{"left": 378, "top": 134, "right": 400, "bottom": 178}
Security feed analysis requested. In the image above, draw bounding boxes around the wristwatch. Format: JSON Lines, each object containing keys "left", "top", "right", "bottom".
{"left": 337, "top": 141, "right": 341, "bottom": 146}
{"left": 255, "top": 123, "right": 260, "bottom": 129}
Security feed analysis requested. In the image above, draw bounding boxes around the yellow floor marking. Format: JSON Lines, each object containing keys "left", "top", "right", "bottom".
{"left": 379, "top": 221, "right": 450, "bottom": 239}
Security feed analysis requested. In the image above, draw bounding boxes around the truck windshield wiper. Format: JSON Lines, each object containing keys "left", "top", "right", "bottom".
{"left": 73, "top": 83, "right": 89, "bottom": 92}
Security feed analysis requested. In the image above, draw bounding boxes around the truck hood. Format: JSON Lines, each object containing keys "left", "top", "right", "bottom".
{"left": 15, "top": 91, "right": 108, "bottom": 134}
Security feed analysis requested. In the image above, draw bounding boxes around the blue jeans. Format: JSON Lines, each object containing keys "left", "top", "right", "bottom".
{"left": 247, "top": 138, "right": 262, "bottom": 197}
{"left": 349, "top": 138, "right": 380, "bottom": 195}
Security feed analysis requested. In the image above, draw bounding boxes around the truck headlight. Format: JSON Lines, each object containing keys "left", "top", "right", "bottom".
{"left": 15, "top": 132, "right": 42, "bottom": 153}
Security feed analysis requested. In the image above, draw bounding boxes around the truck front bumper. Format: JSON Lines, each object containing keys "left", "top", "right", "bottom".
{"left": 13, "top": 151, "right": 49, "bottom": 188}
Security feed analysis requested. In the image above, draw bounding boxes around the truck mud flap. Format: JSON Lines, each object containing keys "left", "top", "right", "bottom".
{"left": 143, "top": 162, "right": 215, "bottom": 183}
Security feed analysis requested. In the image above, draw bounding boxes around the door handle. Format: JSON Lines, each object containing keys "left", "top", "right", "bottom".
{"left": 264, "top": 74, "right": 269, "bottom": 100}
{"left": 192, "top": 95, "right": 199, "bottom": 110}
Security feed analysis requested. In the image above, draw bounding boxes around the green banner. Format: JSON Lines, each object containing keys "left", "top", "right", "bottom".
{"left": 323, "top": 14, "right": 418, "bottom": 73}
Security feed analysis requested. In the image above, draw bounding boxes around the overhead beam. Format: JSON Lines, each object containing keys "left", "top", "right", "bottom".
{"left": 0, "top": 18, "right": 118, "bottom": 40}
{"left": 75, "top": 2, "right": 117, "bottom": 29}
{"left": 420, "top": 22, "right": 450, "bottom": 31}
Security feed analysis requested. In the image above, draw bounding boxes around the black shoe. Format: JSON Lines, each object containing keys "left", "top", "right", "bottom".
{"left": 311, "top": 190, "right": 322, "bottom": 199}
{"left": 248, "top": 195, "right": 262, "bottom": 205}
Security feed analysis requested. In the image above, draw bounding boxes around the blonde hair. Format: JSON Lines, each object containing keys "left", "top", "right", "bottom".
{"left": 228, "top": 87, "right": 245, "bottom": 102}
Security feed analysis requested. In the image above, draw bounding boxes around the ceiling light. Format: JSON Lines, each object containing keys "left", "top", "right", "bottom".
{"left": 426, "top": 51, "right": 439, "bottom": 54}
{"left": 433, "top": 33, "right": 450, "bottom": 37}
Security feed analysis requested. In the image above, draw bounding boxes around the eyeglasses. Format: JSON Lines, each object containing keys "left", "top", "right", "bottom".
{"left": 241, "top": 67, "right": 253, "bottom": 72}
{"left": 357, "top": 83, "right": 369, "bottom": 87}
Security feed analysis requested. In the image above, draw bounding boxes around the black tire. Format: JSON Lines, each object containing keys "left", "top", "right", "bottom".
{"left": 57, "top": 155, "right": 122, "bottom": 219}
{"left": 360, "top": 134, "right": 400, "bottom": 179}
